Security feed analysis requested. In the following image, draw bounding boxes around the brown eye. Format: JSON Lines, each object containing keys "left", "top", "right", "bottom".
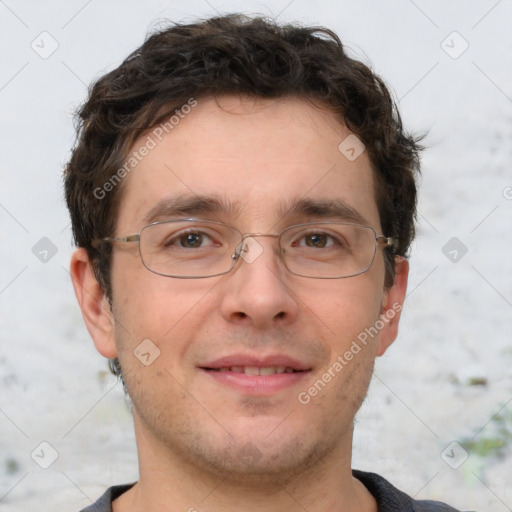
{"left": 179, "top": 232, "right": 204, "bottom": 248}
{"left": 304, "top": 234, "right": 329, "bottom": 248}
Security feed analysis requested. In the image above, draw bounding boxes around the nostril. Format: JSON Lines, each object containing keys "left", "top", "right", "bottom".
{"left": 275, "top": 311, "right": 285, "bottom": 319}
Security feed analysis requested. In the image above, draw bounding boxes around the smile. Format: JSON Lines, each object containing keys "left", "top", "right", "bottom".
{"left": 208, "top": 366, "right": 301, "bottom": 375}
{"left": 199, "top": 356, "right": 311, "bottom": 395}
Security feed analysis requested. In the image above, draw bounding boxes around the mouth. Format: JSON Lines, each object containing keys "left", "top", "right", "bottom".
{"left": 199, "top": 355, "right": 312, "bottom": 395}
{"left": 205, "top": 366, "right": 302, "bottom": 375}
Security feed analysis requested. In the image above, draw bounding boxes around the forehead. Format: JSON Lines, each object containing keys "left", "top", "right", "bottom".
{"left": 116, "top": 95, "right": 380, "bottom": 233}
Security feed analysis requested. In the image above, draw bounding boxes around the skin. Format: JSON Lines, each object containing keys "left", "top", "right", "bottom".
{"left": 71, "top": 95, "right": 408, "bottom": 511}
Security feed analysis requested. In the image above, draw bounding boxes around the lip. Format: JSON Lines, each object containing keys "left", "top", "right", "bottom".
{"left": 201, "top": 354, "right": 311, "bottom": 371}
{"left": 199, "top": 353, "right": 312, "bottom": 396}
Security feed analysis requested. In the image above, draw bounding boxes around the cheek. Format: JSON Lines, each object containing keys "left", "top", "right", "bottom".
{"left": 110, "top": 259, "right": 218, "bottom": 365}
{"left": 307, "top": 278, "right": 384, "bottom": 343}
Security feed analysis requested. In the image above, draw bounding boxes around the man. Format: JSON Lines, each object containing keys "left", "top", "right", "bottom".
{"left": 65, "top": 14, "right": 464, "bottom": 512}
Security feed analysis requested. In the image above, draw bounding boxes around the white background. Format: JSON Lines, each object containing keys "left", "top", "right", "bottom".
{"left": 1, "top": 1, "right": 511, "bottom": 510}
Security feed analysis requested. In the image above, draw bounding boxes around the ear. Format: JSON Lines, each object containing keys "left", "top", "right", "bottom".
{"left": 376, "top": 257, "right": 409, "bottom": 357}
{"left": 70, "top": 248, "right": 117, "bottom": 359}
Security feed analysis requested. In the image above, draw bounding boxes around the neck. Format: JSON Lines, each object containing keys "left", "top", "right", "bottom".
{"left": 113, "top": 414, "right": 376, "bottom": 512}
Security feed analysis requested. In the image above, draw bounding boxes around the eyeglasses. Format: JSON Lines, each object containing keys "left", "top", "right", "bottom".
{"left": 93, "top": 218, "right": 394, "bottom": 279}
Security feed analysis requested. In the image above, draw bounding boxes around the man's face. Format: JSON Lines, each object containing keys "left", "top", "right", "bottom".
{"left": 91, "top": 96, "right": 406, "bottom": 480}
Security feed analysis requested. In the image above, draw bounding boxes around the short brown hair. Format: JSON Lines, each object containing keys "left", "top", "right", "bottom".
{"left": 65, "top": 13, "right": 422, "bottom": 299}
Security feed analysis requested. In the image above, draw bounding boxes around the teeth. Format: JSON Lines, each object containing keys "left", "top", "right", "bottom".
{"left": 215, "top": 366, "right": 297, "bottom": 375}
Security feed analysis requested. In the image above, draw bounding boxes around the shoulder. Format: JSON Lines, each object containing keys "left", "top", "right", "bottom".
{"left": 77, "top": 484, "right": 134, "bottom": 512}
{"left": 353, "top": 470, "right": 465, "bottom": 511}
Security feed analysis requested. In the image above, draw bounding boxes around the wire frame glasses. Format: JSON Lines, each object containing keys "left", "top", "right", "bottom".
{"left": 94, "top": 218, "right": 394, "bottom": 279}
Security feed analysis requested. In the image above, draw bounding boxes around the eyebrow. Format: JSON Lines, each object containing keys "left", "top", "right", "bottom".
{"left": 281, "top": 197, "right": 369, "bottom": 226}
{"left": 142, "top": 194, "right": 369, "bottom": 226}
{"left": 143, "top": 194, "right": 241, "bottom": 224}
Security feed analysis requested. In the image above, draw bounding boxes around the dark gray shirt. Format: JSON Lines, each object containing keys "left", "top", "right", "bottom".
{"left": 78, "top": 470, "right": 463, "bottom": 511}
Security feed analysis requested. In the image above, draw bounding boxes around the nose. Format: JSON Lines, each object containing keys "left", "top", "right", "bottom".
{"left": 219, "top": 236, "right": 300, "bottom": 329}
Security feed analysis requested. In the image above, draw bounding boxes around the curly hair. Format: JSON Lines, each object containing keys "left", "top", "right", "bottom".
{"left": 64, "top": 14, "right": 422, "bottom": 379}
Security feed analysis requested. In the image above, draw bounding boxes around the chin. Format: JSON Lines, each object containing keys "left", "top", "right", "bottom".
{"left": 182, "top": 429, "right": 335, "bottom": 487}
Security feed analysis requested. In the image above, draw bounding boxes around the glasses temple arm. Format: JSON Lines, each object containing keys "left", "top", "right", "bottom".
{"left": 91, "top": 234, "right": 141, "bottom": 248}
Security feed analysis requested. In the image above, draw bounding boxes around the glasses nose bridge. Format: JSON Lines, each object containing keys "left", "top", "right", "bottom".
{"left": 232, "top": 232, "right": 283, "bottom": 264}
{"left": 240, "top": 231, "right": 282, "bottom": 252}
{"left": 241, "top": 232, "right": 281, "bottom": 241}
